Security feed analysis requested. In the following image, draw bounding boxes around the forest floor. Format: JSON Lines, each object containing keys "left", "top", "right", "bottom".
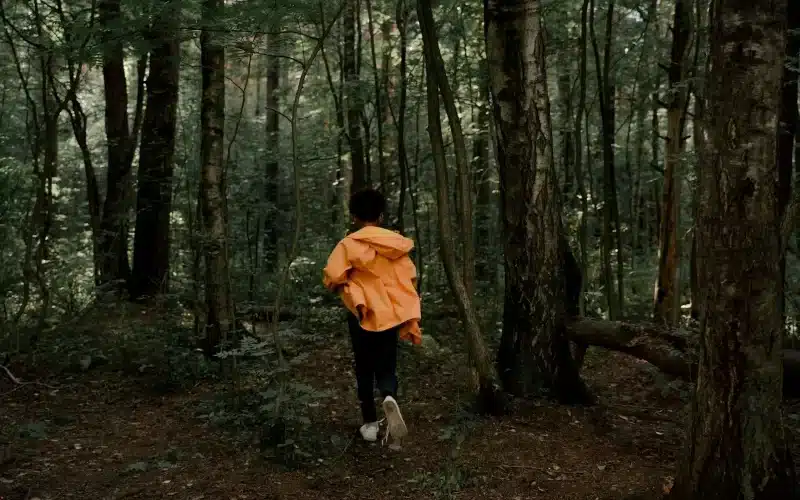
{"left": 1, "top": 302, "right": 799, "bottom": 500}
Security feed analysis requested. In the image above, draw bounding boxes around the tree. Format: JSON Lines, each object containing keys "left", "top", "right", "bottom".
{"left": 344, "top": 0, "right": 367, "bottom": 194}
{"left": 199, "top": 0, "right": 234, "bottom": 353}
{"left": 654, "top": 0, "right": 693, "bottom": 325}
{"left": 264, "top": 33, "right": 281, "bottom": 267}
{"left": 589, "top": 0, "right": 623, "bottom": 319}
{"left": 130, "top": 0, "right": 181, "bottom": 299}
{"left": 485, "top": 0, "right": 589, "bottom": 403}
{"left": 669, "top": 0, "right": 797, "bottom": 496}
{"left": 418, "top": 0, "right": 503, "bottom": 413}
{"left": 96, "top": 0, "right": 145, "bottom": 290}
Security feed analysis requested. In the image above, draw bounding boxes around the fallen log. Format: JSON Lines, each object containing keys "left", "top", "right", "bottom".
{"left": 564, "top": 318, "right": 800, "bottom": 398}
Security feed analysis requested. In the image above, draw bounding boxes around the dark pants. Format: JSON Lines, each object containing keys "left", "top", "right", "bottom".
{"left": 347, "top": 313, "right": 398, "bottom": 423}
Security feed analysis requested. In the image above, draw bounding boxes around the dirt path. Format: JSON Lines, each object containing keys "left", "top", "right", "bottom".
{"left": 0, "top": 321, "right": 792, "bottom": 500}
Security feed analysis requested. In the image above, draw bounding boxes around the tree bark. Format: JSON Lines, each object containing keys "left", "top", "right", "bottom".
{"left": 344, "top": 0, "right": 367, "bottom": 194}
{"left": 777, "top": 0, "right": 799, "bottom": 319}
{"left": 472, "top": 59, "right": 493, "bottom": 281}
{"left": 396, "top": 0, "right": 409, "bottom": 233}
{"left": 199, "top": 0, "right": 234, "bottom": 354}
{"left": 654, "top": 0, "right": 693, "bottom": 325}
{"left": 589, "top": 0, "right": 621, "bottom": 319}
{"left": 669, "top": 0, "right": 797, "bottom": 496}
{"left": 264, "top": 33, "right": 281, "bottom": 268}
{"left": 418, "top": 0, "right": 503, "bottom": 413}
{"left": 418, "top": 0, "right": 475, "bottom": 295}
{"left": 485, "top": 0, "right": 590, "bottom": 403}
{"left": 365, "top": 0, "right": 386, "bottom": 192}
{"left": 97, "top": 0, "right": 144, "bottom": 290}
{"left": 130, "top": 0, "right": 180, "bottom": 299}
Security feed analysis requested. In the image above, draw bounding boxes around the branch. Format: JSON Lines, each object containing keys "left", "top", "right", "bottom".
{"left": 0, "top": 364, "right": 21, "bottom": 384}
{"left": 564, "top": 318, "right": 800, "bottom": 398}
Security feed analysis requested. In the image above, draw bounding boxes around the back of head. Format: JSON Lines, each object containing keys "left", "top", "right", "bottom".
{"left": 349, "top": 188, "right": 386, "bottom": 225}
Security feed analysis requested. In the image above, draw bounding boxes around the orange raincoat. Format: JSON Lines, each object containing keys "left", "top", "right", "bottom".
{"left": 323, "top": 226, "right": 422, "bottom": 345}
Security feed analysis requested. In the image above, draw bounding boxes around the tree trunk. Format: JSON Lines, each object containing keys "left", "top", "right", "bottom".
{"left": 589, "top": 0, "right": 621, "bottom": 320}
{"left": 654, "top": 0, "right": 693, "bottom": 325}
{"left": 777, "top": 0, "right": 799, "bottom": 319}
{"left": 558, "top": 70, "right": 574, "bottom": 197}
{"left": 570, "top": 0, "right": 591, "bottom": 365}
{"left": 365, "top": 0, "right": 386, "bottom": 192}
{"left": 418, "top": 0, "right": 475, "bottom": 295}
{"left": 473, "top": 59, "right": 492, "bottom": 281}
{"left": 690, "top": 0, "right": 710, "bottom": 322}
{"left": 418, "top": 0, "right": 503, "bottom": 413}
{"left": 485, "top": 0, "right": 590, "bottom": 404}
{"left": 97, "top": 0, "right": 141, "bottom": 290}
{"left": 344, "top": 0, "right": 367, "bottom": 194}
{"left": 396, "top": 0, "right": 409, "bottom": 232}
{"left": 130, "top": 0, "right": 180, "bottom": 299}
{"left": 199, "top": 0, "right": 234, "bottom": 353}
{"left": 264, "top": 33, "right": 281, "bottom": 268}
{"left": 670, "top": 0, "right": 797, "bottom": 496}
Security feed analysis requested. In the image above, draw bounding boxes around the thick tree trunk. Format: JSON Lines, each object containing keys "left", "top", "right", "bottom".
{"left": 654, "top": 0, "right": 693, "bottom": 325}
{"left": 200, "top": 0, "right": 234, "bottom": 354}
{"left": 264, "top": 33, "right": 281, "bottom": 268}
{"left": 669, "top": 0, "right": 797, "bottom": 497}
{"left": 485, "top": 0, "right": 589, "bottom": 403}
{"left": 344, "top": 0, "right": 367, "bottom": 194}
{"left": 130, "top": 0, "right": 180, "bottom": 299}
{"left": 419, "top": 0, "right": 503, "bottom": 413}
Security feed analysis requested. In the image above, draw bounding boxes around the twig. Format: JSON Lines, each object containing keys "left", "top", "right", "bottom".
{"left": 0, "top": 363, "right": 21, "bottom": 384}
{"left": 0, "top": 364, "right": 58, "bottom": 391}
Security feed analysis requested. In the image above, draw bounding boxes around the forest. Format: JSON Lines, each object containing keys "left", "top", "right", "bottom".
{"left": 0, "top": 0, "right": 799, "bottom": 498}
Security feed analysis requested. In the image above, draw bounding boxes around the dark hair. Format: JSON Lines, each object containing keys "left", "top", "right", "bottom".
{"left": 349, "top": 188, "right": 386, "bottom": 223}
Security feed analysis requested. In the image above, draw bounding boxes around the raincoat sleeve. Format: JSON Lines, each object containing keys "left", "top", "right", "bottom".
{"left": 398, "top": 255, "right": 417, "bottom": 287}
{"left": 323, "top": 242, "right": 351, "bottom": 291}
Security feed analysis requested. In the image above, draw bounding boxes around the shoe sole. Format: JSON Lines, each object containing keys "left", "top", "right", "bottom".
{"left": 382, "top": 398, "right": 408, "bottom": 440}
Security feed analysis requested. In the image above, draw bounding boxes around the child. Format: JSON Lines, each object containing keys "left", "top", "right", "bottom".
{"left": 323, "top": 188, "right": 422, "bottom": 444}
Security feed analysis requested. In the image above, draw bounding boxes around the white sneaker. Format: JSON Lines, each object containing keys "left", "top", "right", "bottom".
{"left": 382, "top": 396, "right": 408, "bottom": 442}
{"left": 359, "top": 421, "right": 379, "bottom": 442}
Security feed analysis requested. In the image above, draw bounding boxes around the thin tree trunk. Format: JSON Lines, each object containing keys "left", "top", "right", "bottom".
{"left": 396, "top": 0, "right": 409, "bottom": 232}
{"left": 344, "top": 0, "right": 367, "bottom": 194}
{"left": 130, "top": 0, "right": 180, "bottom": 299}
{"left": 473, "top": 59, "right": 492, "bottom": 281}
{"left": 200, "top": 0, "right": 234, "bottom": 353}
{"left": 572, "top": 0, "right": 591, "bottom": 363}
{"left": 690, "top": 0, "right": 710, "bottom": 322}
{"left": 264, "top": 33, "right": 281, "bottom": 268}
{"left": 365, "top": 0, "right": 386, "bottom": 193}
{"left": 418, "top": 0, "right": 502, "bottom": 412}
{"left": 654, "top": 0, "right": 693, "bottom": 325}
{"left": 417, "top": 0, "right": 474, "bottom": 295}
{"left": 777, "top": 0, "right": 799, "bottom": 320}
{"left": 669, "top": 0, "right": 797, "bottom": 496}
{"left": 589, "top": 0, "right": 620, "bottom": 319}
